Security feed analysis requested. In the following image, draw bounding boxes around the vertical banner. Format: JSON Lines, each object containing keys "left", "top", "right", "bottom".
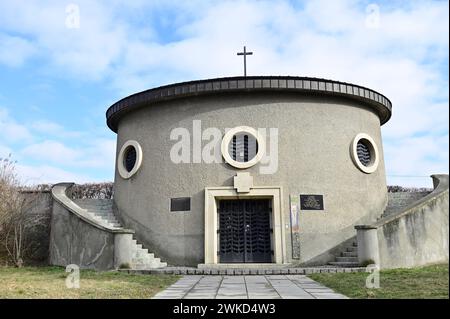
{"left": 289, "top": 194, "right": 301, "bottom": 259}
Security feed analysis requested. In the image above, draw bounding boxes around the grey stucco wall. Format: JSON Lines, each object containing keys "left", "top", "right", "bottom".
{"left": 377, "top": 188, "right": 449, "bottom": 269}
{"left": 113, "top": 92, "right": 388, "bottom": 266}
{"left": 19, "top": 191, "right": 53, "bottom": 263}
{"left": 49, "top": 201, "right": 115, "bottom": 270}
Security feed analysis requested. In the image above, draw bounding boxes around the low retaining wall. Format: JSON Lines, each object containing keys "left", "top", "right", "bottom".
{"left": 356, "top": 174, "right": 449, "bottom": 269}
{"left": 49, "top": 183, "right": 134, "bottom": 270}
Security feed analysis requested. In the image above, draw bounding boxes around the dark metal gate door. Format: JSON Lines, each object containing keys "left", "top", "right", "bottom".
{"left": 219, "top": 199, "right": 272, "bottom": 263}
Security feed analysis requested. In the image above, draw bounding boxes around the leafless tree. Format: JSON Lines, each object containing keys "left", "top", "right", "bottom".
{"left": 0, "top": 155, "right": 48, "bottom": 267}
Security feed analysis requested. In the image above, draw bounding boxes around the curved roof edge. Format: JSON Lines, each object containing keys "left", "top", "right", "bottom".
{"left": 106, "top": 76, "right": 392, "bottom": 132}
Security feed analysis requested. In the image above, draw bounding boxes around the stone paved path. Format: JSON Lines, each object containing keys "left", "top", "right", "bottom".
{"left": 153, "top": 275, "right": 348, "bottom": 299}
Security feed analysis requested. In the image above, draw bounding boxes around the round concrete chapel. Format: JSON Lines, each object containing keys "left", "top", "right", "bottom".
{"left": 107, "top": 76, "right": 392, "bottom": 267}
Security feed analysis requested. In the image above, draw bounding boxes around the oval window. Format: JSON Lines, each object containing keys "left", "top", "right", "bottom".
{"left": 351, "top": 133, "right": 379, "bottom": 174}
{"left": 118, "top": 140, "right": 143, "bottom": 179}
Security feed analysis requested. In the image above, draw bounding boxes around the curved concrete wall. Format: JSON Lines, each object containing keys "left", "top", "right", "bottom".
{"left": 49, "top": 183, "right": 135, "bottom": 270}
{"left": 113, "top": 92, "right": 388, "bottom": 266}
{"left": 357, "top": 175, "right": 449, "bottom": 269}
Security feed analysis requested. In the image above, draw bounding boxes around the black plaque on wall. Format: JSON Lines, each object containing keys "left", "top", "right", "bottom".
{"left": 300, "top": 195, "right": 324, "bottom": 211}
{"left": 170, "top": 197, "right": 191, "bottom": 211}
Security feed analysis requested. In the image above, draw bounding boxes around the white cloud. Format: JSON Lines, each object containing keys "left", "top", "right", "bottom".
{"left": 31, "top": 119, "right": 83, "bottom": 138}
{"left": 0, "top": 144, "right": 12, "bottom": 158}
{"left": 384, "top": 133, "right": 449, "bottom": 187}
{"left": 0, "top": 107, "right": 33, "bottom": 143}
{"left": 0, "top": 33, "right": 36, "bottom": 67}
{"left": 1, "top": 107, "right": 116, "bottom": 183}
{"left": 21, "top": 140, "right": 80, "bottom": 163}
{"left": 16, "top": 163, "right": 100, "bottom": 185}
{"left": 0, "top": 1, "right": 127, "bottom": 79}
{"left": 20, "top": 138, "right": 115, "bottom": 169}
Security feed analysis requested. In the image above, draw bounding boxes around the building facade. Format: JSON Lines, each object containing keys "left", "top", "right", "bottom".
{"left": 106, "top": 76, "right": 392, "bottom": 267}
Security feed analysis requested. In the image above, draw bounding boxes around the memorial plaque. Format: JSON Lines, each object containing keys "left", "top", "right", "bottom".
{"left": 170, "top": 197, "right": 191, "bottom": 211}
{"left": 300, "top": 195, "right": 324, "bottom": 211}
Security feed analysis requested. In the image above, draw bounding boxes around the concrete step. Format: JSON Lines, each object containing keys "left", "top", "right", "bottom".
{"left": 90, "top": 210, "right": 113, "bottom": 215}
{"left": 132, "top": 257, "right": 147, "bottom": 264}
{"left": 88, "top": 211, "right": 114, "bottom": 217}
{"left": 133, "top": 263, "right": 148, "bottom": 270}
{"left": 128, "top": 239, "right": 167, "bottom": 270}
{"left": 91, "top": 215, "right": 121, "bottom": 228}
{"left": 336, "top": 256, "right": 359, "bottom": 263}
{"left": 102, "top": 216, "right": 119, "bottom": 223}
{"left": 75, "top": 199, "right": 112, "bottom": 204}
{"left": 93, "top": 215, "right": 119, "bottom": 224}
{"left": 346, "top": 247, "right": 358, "bottom": 252}
{"left": 132, "top": 259, "right": 166, "bottom": 269}
{"left": 134, "top": 249, "right": 149, "bottom": 258}
{"left": 81, "top": 205, "right": 112, "bottom": 211}
{"left": 91, "top": 214, "right": 116, "bottom": 221}
{"left": 341, "top": 251, "right": 358, "bottom": 257}
{"left": 92, "top": 212, "right": 114, "bottom": 218}
{"left": 328, "top": 261, "right": 360, "bottom": 267}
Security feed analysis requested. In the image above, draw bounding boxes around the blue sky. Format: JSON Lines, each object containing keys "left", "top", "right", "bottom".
{"left": 0, "top": 0, "right": 448, "bottom": 187}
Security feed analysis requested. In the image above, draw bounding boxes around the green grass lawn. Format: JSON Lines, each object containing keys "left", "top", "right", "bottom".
{"left": 309, "top": 263, "right": 449, "bottom": 299}
{"left": 0, "top": 266, "right": 179, "bottom": 299}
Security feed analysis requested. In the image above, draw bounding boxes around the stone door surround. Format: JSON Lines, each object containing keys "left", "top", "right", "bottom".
{"left": 204, "top": 185, "right": 286, "bottom": 265}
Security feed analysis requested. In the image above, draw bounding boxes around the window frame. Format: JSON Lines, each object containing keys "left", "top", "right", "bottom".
{"left": 221, "top": 126, "right": 265, "bottom": 169}
{"left": 350, "top": 133, "right": 379, "bottom": 174}
{"left": 118, "top": 140, "right": 143, "bottom": 179}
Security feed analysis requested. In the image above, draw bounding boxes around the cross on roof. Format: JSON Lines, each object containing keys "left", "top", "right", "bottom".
{"left": 237, "top": 46, "right": 253, "bottom": 77}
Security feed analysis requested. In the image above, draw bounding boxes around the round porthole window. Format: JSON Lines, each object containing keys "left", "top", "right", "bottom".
{"left": 118, "top": 140, "right": 143, "bottom": 179}
{"left": 221, "top": 126, "right": 265, "bottom": 169}
{"left": 351, "top": 133, "right": 379, "bottom": 174}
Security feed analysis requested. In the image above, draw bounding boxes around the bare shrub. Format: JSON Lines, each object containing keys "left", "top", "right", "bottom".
{"left": 22, "top": 182, "right": 114, "bottom": 199}
{"left": 0, "top": 155, "right": 48, "bottom": 267}
{"left": 387, "top": 185, "right": 433, "bottom": 193}
{"left": 70, "top": 182, "right": 114, "bottom": 199}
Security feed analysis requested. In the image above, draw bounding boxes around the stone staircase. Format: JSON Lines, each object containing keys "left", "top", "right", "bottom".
{"left": 73, "top": 199, "right": 167, "bottom": 269}
{"left": 327, "top": 192, "right": 432, "bottom": 268}
{"left": 380, "top": 191, "right": 431, "bottom": 219}
{"left": 328, "top": 240, "right": 360, "bottom": 267}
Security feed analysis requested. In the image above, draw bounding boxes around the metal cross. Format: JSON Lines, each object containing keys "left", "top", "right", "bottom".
{"left": 237, "top": 46, "right": 253, "bottom": 77}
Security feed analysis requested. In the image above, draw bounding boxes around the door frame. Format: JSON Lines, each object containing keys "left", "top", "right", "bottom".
{"left": 204, "top": 186, "right": 286, "bottom": 264}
